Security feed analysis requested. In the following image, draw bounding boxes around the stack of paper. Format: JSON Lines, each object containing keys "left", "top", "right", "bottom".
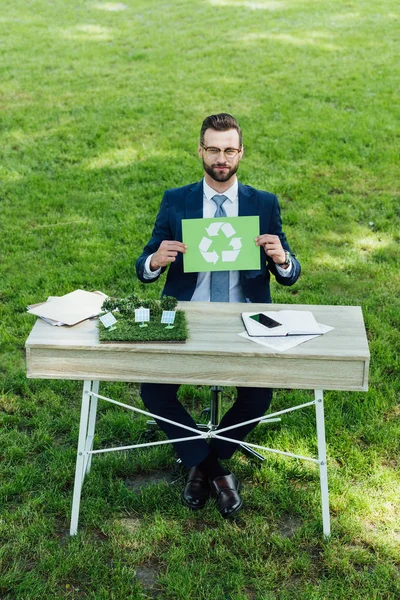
{"left": 27, "top": 289, "right": 107, "bottom": 326}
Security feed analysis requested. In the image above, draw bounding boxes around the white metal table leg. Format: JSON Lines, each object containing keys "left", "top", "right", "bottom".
{"left": 315, "top": 389, "right": 331, "bottom": 538}
{"left": 85, "top": 380, "right": 99, "bottom": 475}
{"left": 70, "top": 380, "right": 92, "bottom": 536}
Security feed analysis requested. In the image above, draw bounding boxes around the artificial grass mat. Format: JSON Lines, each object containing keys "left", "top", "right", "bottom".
{"left": 98, "top": 309, "right": 188, "bottom": 343}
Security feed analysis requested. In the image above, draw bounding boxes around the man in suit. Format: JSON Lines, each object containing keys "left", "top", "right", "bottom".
{"left": 136, "top": 113, "right": 301, "bottom": 518}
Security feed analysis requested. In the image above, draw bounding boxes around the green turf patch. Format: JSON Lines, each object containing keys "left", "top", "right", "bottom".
{"left": 98, "top": 309, "right": 188, "bottom": 343}
{"left": 98, "top": 294, "right": 188, "bottom": 342}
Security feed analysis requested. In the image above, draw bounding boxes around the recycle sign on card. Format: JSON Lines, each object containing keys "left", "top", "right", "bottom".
{"left": 182, "top": 216, "right": 260, "bottom": 273}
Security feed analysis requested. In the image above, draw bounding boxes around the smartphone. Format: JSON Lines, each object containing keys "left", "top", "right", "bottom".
{"left": 249, "top": 313, "right": 282, "bottom": 329}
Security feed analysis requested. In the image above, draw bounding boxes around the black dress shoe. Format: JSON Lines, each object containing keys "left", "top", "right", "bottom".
{"left": 211, "top": 473, "right": 243, "bottom": 518}
{"left": 181, "top": 466, "right": 210, "bottom": 510}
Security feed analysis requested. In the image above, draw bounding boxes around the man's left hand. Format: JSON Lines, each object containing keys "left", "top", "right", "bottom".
{"left": 255, "top": 234, "right": 286, "bottom": 265}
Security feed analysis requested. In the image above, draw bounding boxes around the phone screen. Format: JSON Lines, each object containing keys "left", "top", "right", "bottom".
{"left": 249, "top": 313, "right": 282, "bottom": 329}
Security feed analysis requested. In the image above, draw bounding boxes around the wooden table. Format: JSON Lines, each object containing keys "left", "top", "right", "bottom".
{"left": 25, "top": 302, "right": 370, "bottom": 536}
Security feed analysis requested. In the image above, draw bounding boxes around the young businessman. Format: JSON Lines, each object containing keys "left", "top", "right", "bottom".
{"left": 136, "top": 113, "right": 301, "bottom": 517}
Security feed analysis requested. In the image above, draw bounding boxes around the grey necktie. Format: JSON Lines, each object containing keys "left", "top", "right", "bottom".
{"left": 210, "top": 194, "right": 229, "bottom": 302}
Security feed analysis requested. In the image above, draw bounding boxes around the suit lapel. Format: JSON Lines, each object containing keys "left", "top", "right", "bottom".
{"left": 185, "top": 181, "right": 203, "bottom": 219}
{"left": 238, "top": 182, "right": 258, "bottom": 217}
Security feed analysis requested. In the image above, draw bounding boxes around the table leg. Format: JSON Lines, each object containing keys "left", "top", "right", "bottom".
{"left": 85, "top": 380, "right": 99, "bottom": 475}
{"left": 315, "top": 389, "right": 331, "bottom": 538}
{"left": 70, "top": 380, "right": 92, "bottom": 536}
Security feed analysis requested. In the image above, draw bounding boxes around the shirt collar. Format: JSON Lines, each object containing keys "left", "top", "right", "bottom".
{"left": 203, "top": 178, "right": 238, "bottom": 204}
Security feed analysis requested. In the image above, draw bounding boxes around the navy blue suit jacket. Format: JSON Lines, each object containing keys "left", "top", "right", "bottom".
{"left": 136, "top": 181, "right": 300, "bottom": 303}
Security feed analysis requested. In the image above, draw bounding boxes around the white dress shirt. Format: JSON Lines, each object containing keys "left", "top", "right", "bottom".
{"left": 143, "top": 177, "right": 292, "bottom": 301}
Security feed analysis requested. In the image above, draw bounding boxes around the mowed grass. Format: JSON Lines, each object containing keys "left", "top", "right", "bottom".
{"left": 0, "top": 0, "right": 399, "bottom": 598}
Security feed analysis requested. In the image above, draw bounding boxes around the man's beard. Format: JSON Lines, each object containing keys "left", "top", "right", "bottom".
{"left": 203, "top": 159, "right": 239, "bottom": 183}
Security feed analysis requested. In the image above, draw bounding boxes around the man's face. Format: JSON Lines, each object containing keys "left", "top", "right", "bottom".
{"left": 198, "top": 129, "right": 243, "bottom": 184}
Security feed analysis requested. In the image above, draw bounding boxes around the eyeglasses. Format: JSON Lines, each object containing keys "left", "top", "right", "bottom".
{"left": 200, "top": 144, "right": 242, "bottom": 159}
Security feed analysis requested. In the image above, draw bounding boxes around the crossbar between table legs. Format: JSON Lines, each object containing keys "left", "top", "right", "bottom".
{"left": 85, "top": 392, "right": 319, "bottom": 459}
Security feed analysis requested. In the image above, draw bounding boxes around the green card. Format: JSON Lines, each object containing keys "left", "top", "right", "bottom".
{"left": 182, "top": 216, "right": 260, "bottom": 273}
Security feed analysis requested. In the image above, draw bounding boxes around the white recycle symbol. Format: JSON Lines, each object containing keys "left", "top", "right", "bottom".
{"left": 199, "top": 222, "right": 242, "bottom": 265}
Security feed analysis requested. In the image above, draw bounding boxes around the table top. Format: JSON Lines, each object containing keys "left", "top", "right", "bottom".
{"left": 25, "top": 302, "right": 370, "bottom": 391}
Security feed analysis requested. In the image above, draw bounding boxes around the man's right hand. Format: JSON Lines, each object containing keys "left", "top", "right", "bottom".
{"left": 150, "top": 240, "right": 187, "bottom": 271}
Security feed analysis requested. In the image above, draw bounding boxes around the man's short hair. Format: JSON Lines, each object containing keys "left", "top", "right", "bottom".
{"left": 200, "top": 113, "right": 242, "bottom": 147}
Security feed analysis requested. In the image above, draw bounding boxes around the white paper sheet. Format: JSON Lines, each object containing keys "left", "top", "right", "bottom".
{"left": 238, "top": 323, "right": 334, "bottom": 351}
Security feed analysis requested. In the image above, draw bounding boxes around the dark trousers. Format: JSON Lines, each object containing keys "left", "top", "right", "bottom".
{"left": 140, "top": 383, "right": 273, "bottom": 468}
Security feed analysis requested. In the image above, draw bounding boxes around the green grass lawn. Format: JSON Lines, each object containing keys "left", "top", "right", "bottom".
{"left": 0, "top": 0, "right": 399, "bottom": 598}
